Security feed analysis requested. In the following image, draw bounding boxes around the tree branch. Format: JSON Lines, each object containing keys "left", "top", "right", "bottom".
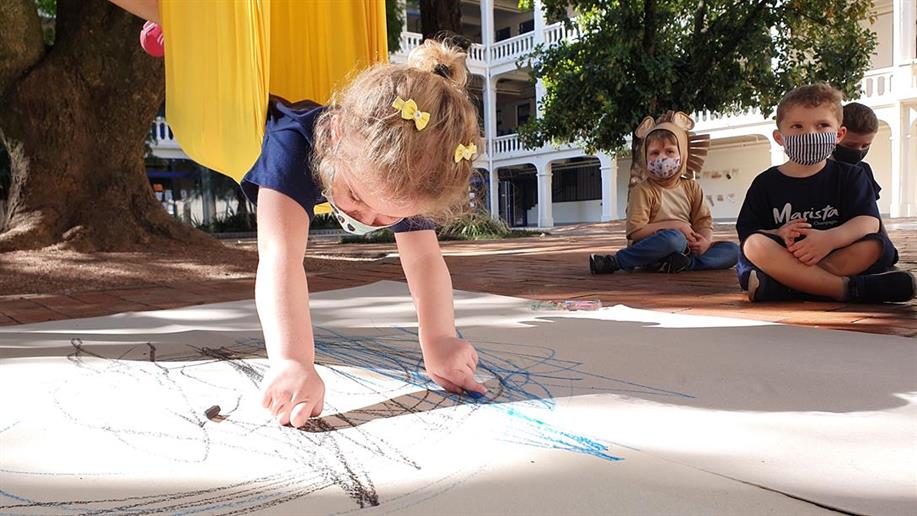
{"left": 685, "top": 0, "right": 773, "bottom": 103}
{"left": 0, "top": 0, "right": 45, "bottom": 96}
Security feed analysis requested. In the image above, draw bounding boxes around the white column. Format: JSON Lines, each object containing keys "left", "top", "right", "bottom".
{"left": 893, "top": 104, "right": 915, "bottom": 217}
{"left": 894, "top": 1, "right": 916, "bottom": 65}
{"left": 598, "top": 153, "right": 617, "bottom": 221}
{"left": 536, "top": 161, "right": 554, "bottom": 227}
{"left": 769, "top": 139, "right": 786, "bottom": 167}
{"left": 889, "top": 109, "right": 904, "bottom": 218}
{"left": 484, "top": 75, "right": 499, "bottom": 218}
{"left": 533, "top": 0, "right": 546, "bottom": 43}
{"left": 480, "top": 0, "right": 494, "bottom": 49}
{"left": 533, "top": 0, "right": 547, "bottom": 118}
{"left": 488, "top": 167, "right": 500, "bottom": 219}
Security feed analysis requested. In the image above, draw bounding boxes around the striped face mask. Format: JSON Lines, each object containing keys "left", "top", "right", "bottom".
{"left": 782, "top": 132, "right": 837, "bottom": 166}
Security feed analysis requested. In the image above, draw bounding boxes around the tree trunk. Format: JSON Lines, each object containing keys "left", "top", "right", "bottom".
{"left": 0, "top": 0, "right": 217, "bottom": 252}
{"left": 628, "top": 132, "right": 645, "bottom": 190}
{"left": 420, "top": 0, "right": 463, "bottom": 41}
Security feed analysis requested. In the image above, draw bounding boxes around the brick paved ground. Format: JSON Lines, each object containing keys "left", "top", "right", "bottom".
{"left": 1, "top": 219, "right": 914, "bottom": 336}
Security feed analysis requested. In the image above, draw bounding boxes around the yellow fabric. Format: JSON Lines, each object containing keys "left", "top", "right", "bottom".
{"left": 313, "top": 202, "right": 332, "bottom": 215}
{"left": 160, "top": 0, "right": 388, "bottom": 182}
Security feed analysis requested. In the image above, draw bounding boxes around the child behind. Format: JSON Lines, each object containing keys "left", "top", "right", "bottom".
{"left": 736, "top": 83, "right": 914, "bottom": 303}
{"left": 590, "top": 112, "right": 739, "bottom": 274}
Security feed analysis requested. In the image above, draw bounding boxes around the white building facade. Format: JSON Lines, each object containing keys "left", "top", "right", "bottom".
{"left": 151, "top": 0, "right": 917, "bottom": 227}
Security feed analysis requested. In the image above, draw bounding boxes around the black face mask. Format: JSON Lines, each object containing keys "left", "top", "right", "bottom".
{"left": 833, "top": 144, "right": 869, "bottom": 164}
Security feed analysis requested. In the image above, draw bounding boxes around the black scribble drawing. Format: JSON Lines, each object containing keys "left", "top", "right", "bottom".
{"left": 1, "top": 326, "right": 692, "bottom": 515}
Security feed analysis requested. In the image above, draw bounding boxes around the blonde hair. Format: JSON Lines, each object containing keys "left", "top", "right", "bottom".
{"left": 775, "top": 83, "right": 844, "bottom": 128}
{"left": 312, "top": 39, "right": 482, "bottom": 223}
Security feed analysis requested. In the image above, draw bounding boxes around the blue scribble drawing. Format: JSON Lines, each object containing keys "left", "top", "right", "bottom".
{"left": 0, "top": 325, "right": 693, "bottom": 515}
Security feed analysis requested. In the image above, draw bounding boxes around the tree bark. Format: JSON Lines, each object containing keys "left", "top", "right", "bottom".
{"left": 0, "top": 0, "right": 216, "bottom": 252}
{"left": 419, "top": 0, "right": 463, "bottom": 41}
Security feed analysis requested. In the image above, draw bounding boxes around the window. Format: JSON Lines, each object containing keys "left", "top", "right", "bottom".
{"left": 519, "top": 19, "right": 535, "bottom": 34}
{"left": 495, "top": 27, "right": 511, "bottom": 41}
{"left": 552, "top": 163, "right": 602, "bottom": 202}
{"left": 516, "top": 103, "right": 531, "bottom": 126}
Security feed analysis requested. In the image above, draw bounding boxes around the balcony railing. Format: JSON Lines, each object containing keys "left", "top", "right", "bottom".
{"left": 543, "top": 22, "right": 578, "bottom": 45}
{"left": 399, "top": 31, "right": 486, "bottom": 64}
{"left": 493, "top": 134, "right": 523, "bottom": 155}
{"left": 491, "top": 32, "right": 535, "bottom": 65}
{"left": 861, "top": 67, "right": 894, "bottom": 99}
{"left": 150, "top": 117, "right": 179, "bottom": 149}
{"left": 398, "top": 22, "right": 578, "bottom": 69}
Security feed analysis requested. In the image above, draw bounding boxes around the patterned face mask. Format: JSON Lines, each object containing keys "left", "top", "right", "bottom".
{"left": 781, "top": 132, "right": 837, "bottom": 165}
{"left": 325, "top": 170, "right": 403, "bottom": 236}
{"left": 647, "top": 156, "right": 682, "bottom": 180}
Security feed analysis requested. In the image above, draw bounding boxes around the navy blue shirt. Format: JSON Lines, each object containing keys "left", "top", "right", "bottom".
{"left": 736, "top": 160, "right": 881, "bottom": 241}
{"left": 241, "top": 97, "right": 433, "bottom": 233}
{"left": 857, "top": 161, "right": 881, "bottom": 200}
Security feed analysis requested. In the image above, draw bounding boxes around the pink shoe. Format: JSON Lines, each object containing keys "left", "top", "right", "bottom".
{"left": 140, "top": 21, "right": 164, "bottom": 57}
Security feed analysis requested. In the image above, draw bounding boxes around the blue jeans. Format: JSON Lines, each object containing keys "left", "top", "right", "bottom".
{"left": 616, "top": 229, "right": 739, "bottom": 271}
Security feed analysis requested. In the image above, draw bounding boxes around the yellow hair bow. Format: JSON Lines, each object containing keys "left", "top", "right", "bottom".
{"left": 392, "top": 97, "right": 430, "bottom": 131}
{"left": 453, "top": 142, "right": 477, "bottom": 163}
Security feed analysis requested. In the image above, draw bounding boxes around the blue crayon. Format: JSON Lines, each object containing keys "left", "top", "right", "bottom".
{"left": 467, "top": 390, "right": 485, "bottom": 400}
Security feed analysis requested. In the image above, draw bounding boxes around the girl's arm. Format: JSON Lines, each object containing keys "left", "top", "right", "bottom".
{"left": 256, "top": 188, "right": 325, "bottom": 426}
{"left": 395, "top": 229, "right": 487, "bottom": 396}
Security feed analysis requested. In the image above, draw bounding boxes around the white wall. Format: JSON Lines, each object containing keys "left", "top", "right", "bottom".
{"left": 864, "top": 6, "right": 894, "bottom": 69}
{"left": 494, "top": 11, "right": 535, "bottom": 38}
{"left": 868, "top": 123, "right": 893, "bottom": 215}
{"left": 697, "top": 140, "right": 772, "bottom": 219}
{"left": 526, "top": 199, "right": 603, "bottom": 225}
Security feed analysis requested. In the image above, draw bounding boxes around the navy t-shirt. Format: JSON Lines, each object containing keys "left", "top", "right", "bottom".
{"left": 241, "top": 96, "right": 433, "bottom": 233}
{"left": 857, "top": 161, "right": 881, "bottom": 200}
{"left": 736, "top": 160, "right": 881, "bottom": 241}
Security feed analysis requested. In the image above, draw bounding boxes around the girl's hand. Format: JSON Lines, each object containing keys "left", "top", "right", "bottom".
{"left": 261, "top": 358, "right": 325, "bottom": 427}
{"left": 422, "top": 336, "right": 487, "bottom": 396}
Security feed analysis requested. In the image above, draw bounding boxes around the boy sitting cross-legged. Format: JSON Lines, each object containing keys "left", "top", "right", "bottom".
{"left": 736, "top": 83, "right": 914, "bottom": 303}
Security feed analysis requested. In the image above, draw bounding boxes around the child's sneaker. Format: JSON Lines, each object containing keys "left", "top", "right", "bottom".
{"left": 746, "top": 269, "right": 797, "bottom": 302}
{"left": 846, "top": 270, "right": 916, "bottom": 303}
{"left": 589, "top": 254, "right": 619, "bottom": 274}
{"left": 658, "top": 251, "right": 691, "bottom": 273}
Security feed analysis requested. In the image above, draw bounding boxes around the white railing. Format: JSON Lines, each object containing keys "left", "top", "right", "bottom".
{"left": 492, "top": 133, "right": 579, "bottom": 159}
{"left": 491, "top": 32, "right": 535, "bottom": 65}
{"left": 543, "top": 21, "right": 578, "bottom": 45}
{"left": 398, "top": 31, "right": 486, "bottom": 64}
{"left": 692, "top": 107, "right": 764, "bottom": 127}
{"left": 861, "top": 67, "right": 894, "bottom": 98}
{"left": 400, "top": 31, "right": 423, "bottom": 55}
{"left": 150, "top": 117, "right": 179, "bottom": 149}
{"left": 468, "top": 43, "right": 487, "bottom": 62}
{"left": 493, "top": 134, "right": 523, "bottom": 155}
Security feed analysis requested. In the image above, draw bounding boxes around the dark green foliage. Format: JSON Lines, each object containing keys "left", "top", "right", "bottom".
{"left": 386, "top": 0, "right": 404, "bottom": 53}
{"left": 520, "top": 0, "right": 877, "bottom": 153}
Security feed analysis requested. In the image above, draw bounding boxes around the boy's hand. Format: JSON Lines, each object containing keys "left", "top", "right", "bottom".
{"left": 261, "top": 358, "right": 325, "bottom": 427}
{"left": 776, "top": 218, "right": 810, "bottom": 246}
{"left": 788, "top": 227, "right": 836, "bottom": 266}
{"left": 422, "top": 336, "right": 487, "bottom": 397}
{"left": 688, "top": 233, "right": 712, "bottom": 255}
